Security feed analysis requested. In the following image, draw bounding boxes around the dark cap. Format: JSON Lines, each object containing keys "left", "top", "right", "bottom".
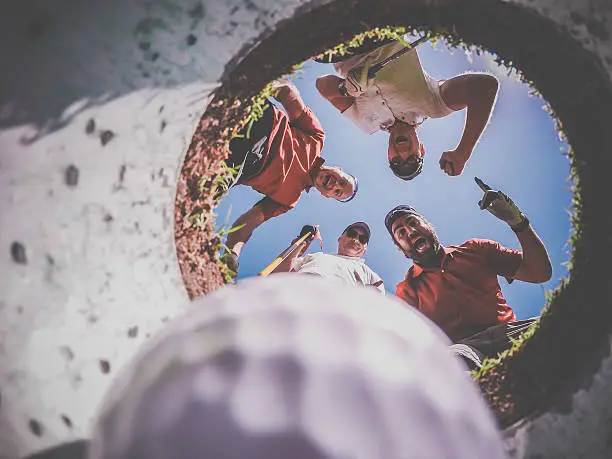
{"left": 343, "top": 221, "right": 370, "bottom": 242}
{"left": 384, "top": 205, "right": 421, "bottom": 238}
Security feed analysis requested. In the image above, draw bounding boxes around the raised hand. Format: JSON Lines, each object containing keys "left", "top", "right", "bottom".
{"left": 475, "top": 177, "right": 524, "bottom": 227}
{"left": 439, "top": 148, "right": 469, "bottom": 176}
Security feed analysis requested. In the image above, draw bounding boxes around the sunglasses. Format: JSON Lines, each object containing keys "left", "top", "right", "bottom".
{"left": 390, "top": 154, "right": 420, "bottom": 170}
{"left": 345, "top": 228, "right": 369, "bottom": 244}
{"left": 389, "top": 155, "right": 423, "bottom": 180}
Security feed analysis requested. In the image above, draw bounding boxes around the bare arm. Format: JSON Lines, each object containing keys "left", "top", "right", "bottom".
{"left": 315, "top": 75, "right": 355, "bottom": 113}
{"left": 478, "top": 186, "right": 552, "bottom": 284}
{"left": 438, "top": 74, "right": 499, "bottom": 175}
{"left": 273, "top": 238, "right": 312, "bottom": 273}
{"left": 225, "top": 198, "right": 288, "bottom": 257}
{"left": 512, "top": 222, "right": 553, "bottom": 284}
{"left": 274, "top": 225, "right": 319, "bottom": 273}
{"left": 272, "top": 81, "right": 308, "bottom": 122}
{"left": 273, "top": 252, "right": 299, "bottom": 273}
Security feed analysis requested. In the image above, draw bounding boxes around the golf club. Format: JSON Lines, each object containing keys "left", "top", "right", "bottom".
{"left": 258, "top": 226, "right": 317, "bottom": 276}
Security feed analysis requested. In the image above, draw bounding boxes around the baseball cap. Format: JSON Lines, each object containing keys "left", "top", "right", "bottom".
{"left": 343, "top": 221, "right": 370, "bottom": 243}
{"left": 340, "top": 174, "right": 359, "bottom": 203}
{"left": 384, "top": 205, "right": 421, "bottom": 237}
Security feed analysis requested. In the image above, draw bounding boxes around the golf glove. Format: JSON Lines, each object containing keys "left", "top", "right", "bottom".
{"left": 478, "top": 190, "right": 524, "bottom": 227}
{"left": 221, "top": 251, "right": 239, "bottom": 278}
{"left": 298, "top": 225, "right": 317, "bottom": 238}
{"left": 344, "top": 58, "right": 373, "bottom": 97}
{"left": 291, "top": 225, "right": 317, "bottom": 257}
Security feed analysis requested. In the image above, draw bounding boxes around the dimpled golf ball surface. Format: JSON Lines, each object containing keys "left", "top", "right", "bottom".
{"left": 89, "top": 275, "right": 507, "bottom": 459}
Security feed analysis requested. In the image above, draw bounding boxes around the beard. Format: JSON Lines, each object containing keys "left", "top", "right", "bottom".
{"left": 405, "top": 235, "right": 441, "bottom": 267}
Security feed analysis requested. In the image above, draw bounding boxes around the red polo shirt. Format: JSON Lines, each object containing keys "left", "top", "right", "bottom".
{"left": 395, "top": 239, "right": 521, "bottom": 342}
{"left": 241, "top": 105, "right": 325, "bottom": 217}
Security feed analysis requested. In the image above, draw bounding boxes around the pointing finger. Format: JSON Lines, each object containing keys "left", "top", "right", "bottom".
{"left": 480, "top": 190, "right": 500, "bottom": 209}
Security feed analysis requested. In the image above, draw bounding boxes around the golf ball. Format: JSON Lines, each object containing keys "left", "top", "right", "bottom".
{"left": 89, "top": 275, "right": 507, "bottom": 459}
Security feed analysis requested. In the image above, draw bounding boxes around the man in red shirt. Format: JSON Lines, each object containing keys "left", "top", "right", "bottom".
{"left": 222, "top": 80, "right": 358, "bottom": 276}
{"left": 385, "top": 181, "right": 552, "bottom": 369}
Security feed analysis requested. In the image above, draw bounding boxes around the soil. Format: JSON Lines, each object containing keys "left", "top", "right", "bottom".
{"left": 173, "top": 0, "right": 612, "bottom": 428}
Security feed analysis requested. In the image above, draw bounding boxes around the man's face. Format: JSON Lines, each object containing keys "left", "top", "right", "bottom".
{"left": 390, "top": 213, "right": 440, "bottom": 262}
{"left": 387, "top": 122, "right": 423, "bottom": 165}
{"left": 337, "top": 227, "right": 368, "bottom": 258}
{"left": 313, "top": 166, "right": 355, "bottom": 201}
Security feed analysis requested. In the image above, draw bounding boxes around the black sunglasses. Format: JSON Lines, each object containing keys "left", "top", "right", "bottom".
{"left": 389, "top": 155, "right": 423, "bottom": 181}
{"left": 345, "top": 228, "right": 368, "bottom": 244}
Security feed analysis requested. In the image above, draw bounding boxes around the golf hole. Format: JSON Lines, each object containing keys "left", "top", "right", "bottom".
{"left": 174, "top": 0, "right": 612, "bottom": 429}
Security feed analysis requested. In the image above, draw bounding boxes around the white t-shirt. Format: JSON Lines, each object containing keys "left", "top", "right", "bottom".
{"left": 291, "top": 252, "right": 385, "bottom": 293}
{"left": 334, "top": 38, "right": 454, "bottom": 134}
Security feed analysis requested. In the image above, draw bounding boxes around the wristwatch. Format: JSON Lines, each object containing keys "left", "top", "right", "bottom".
{"left": 510, "top": 216, "right": 530, "bottom": 233}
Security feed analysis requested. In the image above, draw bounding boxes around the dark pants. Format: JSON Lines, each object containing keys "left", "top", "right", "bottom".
{"left": 450, "top": 318, "right": 538, "bottom": 370}
{"left": 226, "top": 102, "right": 275, "bottom": 182}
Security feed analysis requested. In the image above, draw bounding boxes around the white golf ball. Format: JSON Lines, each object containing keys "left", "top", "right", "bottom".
{"left": 89, "top": 275, "right": 507, "bottom": 459}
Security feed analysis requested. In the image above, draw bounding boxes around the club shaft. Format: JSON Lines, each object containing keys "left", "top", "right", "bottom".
{"left": 258, "top": 231, "right": 313, "bottom": 276}
{"left": 367, "top": 36, "right": 428, "bottom": 78}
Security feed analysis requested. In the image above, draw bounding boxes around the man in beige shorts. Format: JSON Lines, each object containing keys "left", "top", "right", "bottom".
{"left": 316, "top": 36, "right": 499, "bottom": 180}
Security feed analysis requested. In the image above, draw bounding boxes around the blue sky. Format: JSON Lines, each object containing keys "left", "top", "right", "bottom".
{"left": 215, "top": 39, "right": 572, "bottom": 320}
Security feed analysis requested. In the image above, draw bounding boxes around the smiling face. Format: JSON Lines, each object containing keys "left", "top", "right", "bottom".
{"left": 313, "top": 166, "right": 356, "bottom": 201}
{"left": 387, "top": 121, "right": 423, "bottom": 161}
{"left": 337, "top": 227, "right": 368, "bottom": 258}
{"left": 390, "top": 213, "right": 441, "bottom": 265}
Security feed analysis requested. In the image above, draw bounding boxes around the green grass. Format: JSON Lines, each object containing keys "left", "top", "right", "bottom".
{"left": 473, "top": 318, "right": 541, "bottom": 377}
{"left": 314, "top": 26, "right": 410, "bottom": 62}
{"left": 210, "top": 161, "right": 242, "bottom": 202}
{"left": 215, "top": 223, "right": 245, "bottom": 283}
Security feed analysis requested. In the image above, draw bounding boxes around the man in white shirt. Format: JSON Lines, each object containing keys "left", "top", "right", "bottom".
{"left": 315, "top": 36, "right": 499, "bottom": 181}
{"left": 275, "top": 222, "right": 385, "bottom": 293}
